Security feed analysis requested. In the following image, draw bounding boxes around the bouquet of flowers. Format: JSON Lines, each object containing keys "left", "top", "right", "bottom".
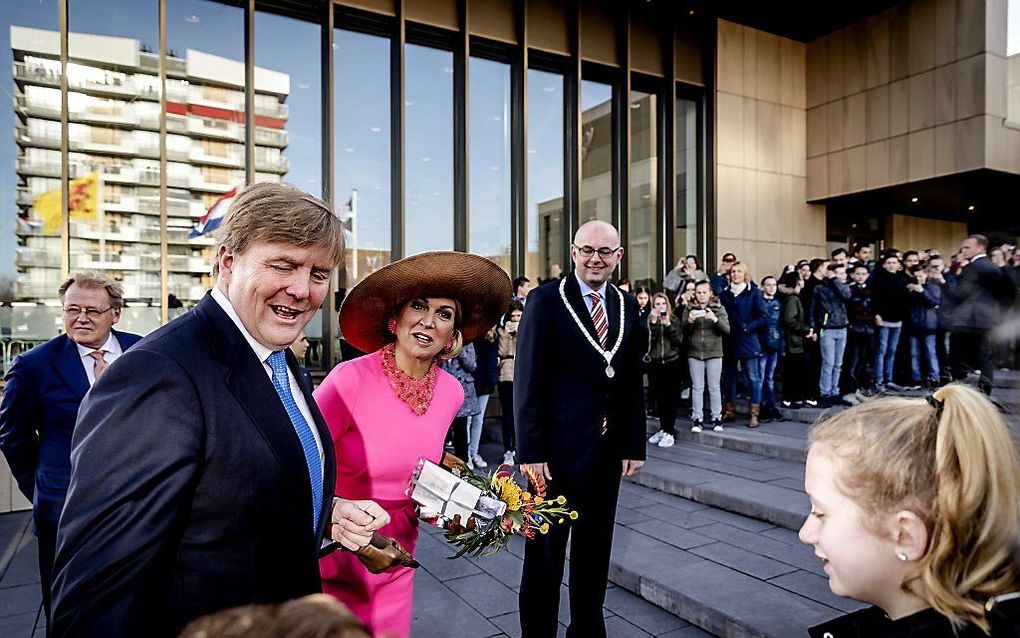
{"left": 407, "top": 454, "right": 576, "bottom": 559}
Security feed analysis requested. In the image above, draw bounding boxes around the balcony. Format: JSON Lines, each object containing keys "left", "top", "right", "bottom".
{"left": 16, "top": 158, "right": 60, "bottom": 178}
{"left": 15, "top": 124, "right": 61, "bottom": 150}
{"left": 165, "top": 255, "right": 210, "bottom": 273}
{"left": 101, "top": 166, "right": 139, "bottom": 184}
{"left": 254, "top": 155, "right": 290, "bottom": 174}
{"left": 189, "top": 176, "right": 237, "bottom": 194}
{"left": 120, "top": 282, "right": 162, "bottom": 299}
{"left": 138, "top": 198, "right": 190, "bottom": 216}
{"left": 80, "top": 139, "right": 137, "bottom": 156}
{"left": 14, "top": 280, "right": 63, "bottom": 300}
{"left": 13, "top": 62, "right": 60, "bottom": 88}
{"left": 189, "top": 148, "right": 244, "bottom": 169}
{"left": 16, "top": 248, "right": 60, "bottom": 268}
{"left": 16, "top": 189, "right": 38, "bottom": 207}
{"left": 73, "top": 253, "right": 141, "bottom": 271}
{"left": 101, "top": 197, "right": 139, "bottom": 212}
{"left": 254, "top": 127, "right": 289, "bottom": 148}
{"left": 71, "top": 222, "right": 140, "bottom": 243}
{"left": 76, "top": 108, "right": 137, "bottom": 127}
{"left": 14, "top": 93, "right": 61, "bottom": 120}
{"left": 254, "top": 101, "right": 289, "bottom": 119}
{"left": 15, "top": 62, "right": 143, "bottom": 100}
{"left": 186, "top": 118, "right": 243, "bottom": 142}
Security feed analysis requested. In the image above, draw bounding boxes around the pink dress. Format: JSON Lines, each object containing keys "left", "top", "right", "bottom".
{"left": 314, "top": 350, "right": 463, "bottom": 638}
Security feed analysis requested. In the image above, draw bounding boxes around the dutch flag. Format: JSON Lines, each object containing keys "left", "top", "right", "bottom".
{"left": 190, "top": 187, "right": 238, "bottom": 238}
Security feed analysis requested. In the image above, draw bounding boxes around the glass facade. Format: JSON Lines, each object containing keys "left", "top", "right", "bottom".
{"left": 1, "top": 0, "right": 706, "bottom": 372}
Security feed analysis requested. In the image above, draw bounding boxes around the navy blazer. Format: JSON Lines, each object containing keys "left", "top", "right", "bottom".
{"left": 0, "top": 329, "right": 141, "bottom": 529}
{"left": 51, "top": 294, "right": 337, "bottom": 638}
{"left": 513, "top": 274, "right": 645, "bottom": 485}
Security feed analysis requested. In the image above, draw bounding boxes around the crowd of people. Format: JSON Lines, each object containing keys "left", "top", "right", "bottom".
{"left": 630, "top": 235, "right": 1019, "bottom": 444}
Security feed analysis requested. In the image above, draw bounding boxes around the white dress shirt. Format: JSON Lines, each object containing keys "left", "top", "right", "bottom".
{"left": 211, "top": 287, "right": 324, "bottom": 469}
{"left": 574, "top": 271, "right": 609, "bottom": 313}
{"left": 76, "top": 331, "right": 124, "bottom": 387}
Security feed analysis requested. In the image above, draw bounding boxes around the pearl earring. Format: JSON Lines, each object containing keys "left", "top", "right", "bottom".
{"left": 897, "top": 552, "right": 908, "bottom": 562}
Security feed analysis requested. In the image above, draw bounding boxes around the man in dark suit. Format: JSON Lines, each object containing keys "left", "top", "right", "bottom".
{"left": 0, "top": 272, "right": 141, "bottom": 624}
{"left": 948, "top": 233, "right": 1014, "bottom": 394}
{"left": 514, "top": 220, "right": 645, "bottom": 638}
{"left": 50, "top": 183, "right": 389, "bottom": 638}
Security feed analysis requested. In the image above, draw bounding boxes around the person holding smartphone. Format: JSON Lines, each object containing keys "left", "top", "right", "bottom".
{"left": 682, "top": 280, "right": 730, "bottom": 431}
{"left": 645, "top": 293, "right": 684, "bottom": 448}
{"left": 496, "top": 299, "right": 524, "bottom": 465}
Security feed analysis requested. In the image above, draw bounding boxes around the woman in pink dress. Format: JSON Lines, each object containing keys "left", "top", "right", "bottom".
{"left": 315, "top": 251, "right": 510, "bottom": 638}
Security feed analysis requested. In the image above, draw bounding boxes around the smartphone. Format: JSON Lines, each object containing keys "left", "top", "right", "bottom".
{"left": 691, "top": 309, "right": 707, "bottom": 319}
{"left": 659, "top": 310, "right": 667, "bottom": 317}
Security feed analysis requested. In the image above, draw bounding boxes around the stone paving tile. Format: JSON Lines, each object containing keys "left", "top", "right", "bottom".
{"left": 659, "top": 626, "right": 718, "bottom": 637}
{"left": 1, "top": 537, "right": 40, "bottom": 589}
{"left": 605, "top": 614, "right": 655, "bottom": 637}
{"left": 686, "top": 505, "right": 778, "bottom": 533}
{"left": 692, "top": 523, "right": 825, "bottom": 577}
{"left": 602, "top": 586, "right": 692, "bottom": 635}
{"left": 627, "top": 519, "right": 715, "bottom": 550}
{"left": 767, "top": 569, "right": 867, "bottom": 614}
{"left": 411, "top": 570, "right": 502, "bottom": 637}
{"left": 688, "top": 542, "right": 800, "bottom": 580}
{"left": 0, "top": 611, "right": 37, "bottom": 637}
{"left": 444, "top": 572, "right": 520, "bottom": 618}
{"left": 630, "top": 504, "right": 718, "bottom": 530}
{"left": 0, "top": 583, "right": 42, "bottom": 618}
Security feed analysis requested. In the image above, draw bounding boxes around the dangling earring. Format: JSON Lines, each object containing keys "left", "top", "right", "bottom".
{"left": 387, "top": 318, "right": 398, "bottom": 335}
{"left": 443, "top": 339, "right": 454, "bottom": 354}
{"left": 896, "top": 552, "right": 908, "bottom": 562}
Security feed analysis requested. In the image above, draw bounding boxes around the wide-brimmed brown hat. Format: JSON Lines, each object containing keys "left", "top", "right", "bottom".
{"left": 339, "top": 251, "right": 512, "bottom": 353}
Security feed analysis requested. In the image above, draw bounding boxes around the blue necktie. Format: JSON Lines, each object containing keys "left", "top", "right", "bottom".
{"left": 267, "top": 351, "right": 323, "bottom": 534}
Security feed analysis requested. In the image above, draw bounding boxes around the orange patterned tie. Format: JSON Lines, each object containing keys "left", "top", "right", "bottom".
{"left": 87, "top": 350, "right": 108, "bottom": 380}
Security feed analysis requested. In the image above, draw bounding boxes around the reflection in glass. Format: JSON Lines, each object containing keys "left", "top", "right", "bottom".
{"left": 68, "top": 0, "right": 162, "bottom": 327}
{"left": 526, "top": 69, "right": 564, "bottom": 282}
{"left": 675, "top": 98, "right": 699, "bottom": 260}
{"left": 580, "top": 79, "right": 613, "bottom": 225}
{"left": 628, "top": 90, "right": 657, "bottom": 288}
{"left": 469, "top": 57, "right": 511, "bottom": 273}
{"left": 335, "top": 29, "right": 391, "bottom": 287}
{"left": 405, "top": 44, "right": 453, "bottom": 255}
{"left": 4, "top": 0, "right": 64, "bottom": 354}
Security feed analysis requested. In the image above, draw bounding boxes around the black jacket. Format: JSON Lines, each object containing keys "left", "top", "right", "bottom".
{"left": 810, "top": 278, "right": 851, "bottom": 330}
{"left": 870, "top": 269, "right": 911, "bottom": 324}
{"left": 948, "top": 256, "right": 1015, "bottom": 332}
{"left": 809, "top": 602, "right": 1020, "bottom": 638}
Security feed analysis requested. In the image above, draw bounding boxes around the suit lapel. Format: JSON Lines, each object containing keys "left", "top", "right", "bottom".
{"left": 53, "top": 336, "right": 90, "bottom": 399}
{"left": 564, "top": 274, "right": 601, "bottom": 344}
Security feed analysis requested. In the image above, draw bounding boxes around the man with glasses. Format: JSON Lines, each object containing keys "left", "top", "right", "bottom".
{"left": 515, "top": 220, "right": 645, "bottom": 638}
{"left": 0, "top": 271, "right": 141, "bottom": 624}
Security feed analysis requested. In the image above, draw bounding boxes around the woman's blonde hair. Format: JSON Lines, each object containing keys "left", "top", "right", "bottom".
{"left": 809, "top": 384, "right": 1020, "bottom": 631}
{"left": 649, "top": 292, "right": 675, "bottom": 321}
{"left": 728, "top": 261, "right": 751, "bottom": 282}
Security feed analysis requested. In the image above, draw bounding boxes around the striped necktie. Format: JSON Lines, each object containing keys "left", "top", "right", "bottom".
{"left": 589, "top": 292, "right": 608, "bottom": 348}
{"left": 87, "top": 350, "right": 107, "bottom": 380}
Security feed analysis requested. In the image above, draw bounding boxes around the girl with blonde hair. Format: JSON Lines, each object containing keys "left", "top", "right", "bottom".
{"left": 645, "top": 292, "right": 684, "bottom": 448}
{"left": 800, "top": 383, "right": 1020, "bottom": 637}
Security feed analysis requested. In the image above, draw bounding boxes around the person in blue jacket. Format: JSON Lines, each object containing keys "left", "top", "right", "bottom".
{"left": 906, "top": 264, "right": 941, "bottom": 389}
{"left": 810, "top": 263, "right": 852, "bottom": 407}
{"left": 719, "top": 262, "right": 767, "bottom": 427}
{"left": 758, "top": 276, "right": 783, "bottom": 422}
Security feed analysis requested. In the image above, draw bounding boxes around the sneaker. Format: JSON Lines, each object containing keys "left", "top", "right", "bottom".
{"left": 648, "top": 429, "right": 664, "bottom": 444}
{"left": 681, "top": 388, "right": 691, "bottom": 400}
{"left": 805, "top": 399, "right": 818, "bottom": 407}
{"left": 843, "top": 393, "right": 861, "bottom": 406}
{"left": 712, "top": 419, "right": 724, "bottom": 432}
{"left": 887, "top": 382, "right": 907, "bottom": 392}
{"left": 781, "top": 400, "right": 792, "bottom": 408}
{"left": 502, "top": 450, "right": 515, "bottom": 465}
{"left": 905, "top": 382, "right": 922, "bottom": 391}
{"left": 467, "top": 458, "right": 475, "bottom": 470}
{"left": 854, "top": 389, "right": 871, "bottom": 402}
{"left": 690, "top": 422, "right": 703, "bottom": 433}
{"left": 657, "top": 433, "right": 675, "bottom": 448}
{"left": 471, "top": 454, "right": 488, "bottom": 469}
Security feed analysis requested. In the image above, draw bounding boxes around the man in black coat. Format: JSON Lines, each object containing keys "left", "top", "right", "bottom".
{"left": 948, "top": 234, "right": 1014, "bottom": 394}
{"left": 50, "top": 183, "right": 389, "bottom": 637}
{"left": 514, "top": 220, "right": 645, "bottom": 638}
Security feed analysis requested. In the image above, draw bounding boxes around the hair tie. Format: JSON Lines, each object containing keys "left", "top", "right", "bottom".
{"left": 925, "top": 394, "right": 945, "bottom": 417}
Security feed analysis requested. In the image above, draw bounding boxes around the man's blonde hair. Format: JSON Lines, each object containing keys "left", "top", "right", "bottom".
{"left": 213, "top": 182, "right": 344, "bottom": 277}
{"left": 809, "top": 384, "right": 1020, "bottom": 631}
{"left": 58, "top": 271, "right": 125, "bottom": 310}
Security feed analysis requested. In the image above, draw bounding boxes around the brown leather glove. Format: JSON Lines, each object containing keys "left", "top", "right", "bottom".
{"left": 348, "top": 532, "right": 420, "bottom": 574}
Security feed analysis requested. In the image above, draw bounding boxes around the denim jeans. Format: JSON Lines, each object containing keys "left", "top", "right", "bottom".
{"left": 910, "top": 334, "right": 939, "bottom": 383}
{"left": 819, "top": 328, "right": 848, "bottom": 397}
{"left": 758, "top": 352, "right": 779, "bottom": 407}
{"left": 723, "top": 357, "right": 763, "bottom": 405}
{"left": 689, "top": 357, "right": 723, "bottom": 421}
{"left": 874, "top": 325, "right": 902, "bottom": 385}
{"left": 468, "top": 393, "right": 490, "bottom": 458}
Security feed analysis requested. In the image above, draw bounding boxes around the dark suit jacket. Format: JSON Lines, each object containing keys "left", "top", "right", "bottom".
{"left": 513, "top": 274, "right": 645, "bottom": 486}
{"left": 50, "top": 294, "right": 337, "bottom": 638}
{"left": 0, "top": 329, "right": 142, "bottom": 530}
{"left": 948, "top": 256, "right": 1014, "bottom": 332}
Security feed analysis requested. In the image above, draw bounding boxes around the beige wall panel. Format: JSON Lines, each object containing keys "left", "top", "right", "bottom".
{"left": 742, "top": 97, "right": 759, "bottom": 169}
{"left": 985, "top": 53, "right": 1007, "bottom": 118}
{"left": 866, "top": 85, "right": 891, "bottom": 141}
{"left": 677, "top": 22, "right": 704, "bottom": 86}
{"left": 792, "top": 199, "right": 827, "bottom": 247}
{"left": 984, "top": 113, "right": 1020, "bottom": 171}
{"left": 752, "top": 172, "right": 781, "bottom": 242}
{"left": 742, "top": 163, "right": 758, "bottom": 236}
{"left": 866, "top": 139, "right": 891, "bottom": 188}
{"left": 528, "top": 0, "right": 569, "bottom": 55}
{"left": 889, "top": 134, "right": 909, "bottom": 183}
{"left": 340, "top": 0, "right": 396, "bottom": 17}
{"left": 865, "top": 13, "right": 891, "bottom": 88}
{"left": 843, "top": 21, "right": 867, "bottom": 95}
{"left": 934, "top": 0, "right": 957, "bottom": 66}
{"left": 787, "top": 105, "right": 807, "bottom": 176}
{"left": 889, "top": 78, "right": 910, "bottom": 136}
{"left": 717, "top": 19, "right": 744, "bottom": 95}
{"left": 715, "top": 165, "right": 746, "bottom": 238}
{"left": 889, "top": 4, "right": 911, "bottom": 81}
{"left": 806, "top": 106, "right": 827, "bottom": 158}
{"left": 0, "top": 457, "right": 12, "bottom": 513}
{"left": 580, "top": 0, "right": 617, "bottom": 66}
{"left": 631, "top": 9, "right": 663, "bottom": 76}
{"left": 780, "top": 38, "right": 806, "bottom": 108}
{"left": 956, "top": 0, "right": 986, "bottom": 59}
{"left": 955, "top": 55, "right": 985, "bottom": 119}
{"left": 846, "top": 145, "right": 866, "bottom": 192}
{"left": 828, "top": 149, "right": 847, "bottom": 194}
{"left": 806, "top": 155, "right": 828, "bottom": 200}
{"left": 827, "top": 100, "right": 846, "bottom": 152}
{"left": 845, "top": 91, "right": 867, "bottom": 147}
{"left": 716, "top": 92, "right": 744, "bottom": 167}
{"left": 806, "top": 37, "right": 828, "bottom": 108}
{"left": 933, "top": 122, "right": 957, "bottom": 175}
{"left": 986, "top": 0, "right": 1008, "bottom": 55}
{"left": 470, "top": 0, "right": 515, "bottom": 44}
{"left": 908, "top": 0, "right": 936, "bottom": 74}
{"left": 954, "top": 115, "right": 984, "bottom": 170}
{"left": 756, "top": 30, "right": 782, "bottom": 104}
{"left": 889, "top": 214, "right": 967, "bottom": 258}
{"left": 742, "top": 24, "right": 759, "bottom": 100}
{"left": 407, "top": 0, "right": 457, "bottom": 29}
{"left": 908, "top": 128, "right": 935, "bottom": 180}
{"left": 826, "top": 30, "right": 846, "bottom": 102}
{"left": 908, "top": 70, "right": 935, "bottom": 131}
{"left": 933, "top": 63, "right": 957, "bottom": 124}
{"left": 756, "top": 101, "right": 782, "bottom": 173}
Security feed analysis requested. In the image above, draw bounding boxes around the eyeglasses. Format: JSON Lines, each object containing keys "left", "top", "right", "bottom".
{"left": 572, "top": 244, "right": 621, "bottom": 258}
{"left": 63, "top": 306, "right": 113, "bottom": 319}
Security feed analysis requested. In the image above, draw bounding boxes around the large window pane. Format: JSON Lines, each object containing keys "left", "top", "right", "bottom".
{"left": 675, "top": 97, "right": 699, "bottom": 260}
{"left": 628, "top": 90, "right": 657, "bottom": 288}
{"left": 335, "top": 29, "right": 391, "bottom": 287}
{"left": 526, "top": 69, "right": 564, "bottom": 283}
{"left": 580, "top": 79, "right": 613, "bottom": 225}
{"left": 405, "top": 44, "right": 453, "bottom": 255}
{"left": 69, "top": 0, "right": 161, "bottom": 331}
{"left": 468, "top": 57, "right": 511, "bottom": 273}
{"left": 4, "top": 0, "right": 64, "bottom": 363}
